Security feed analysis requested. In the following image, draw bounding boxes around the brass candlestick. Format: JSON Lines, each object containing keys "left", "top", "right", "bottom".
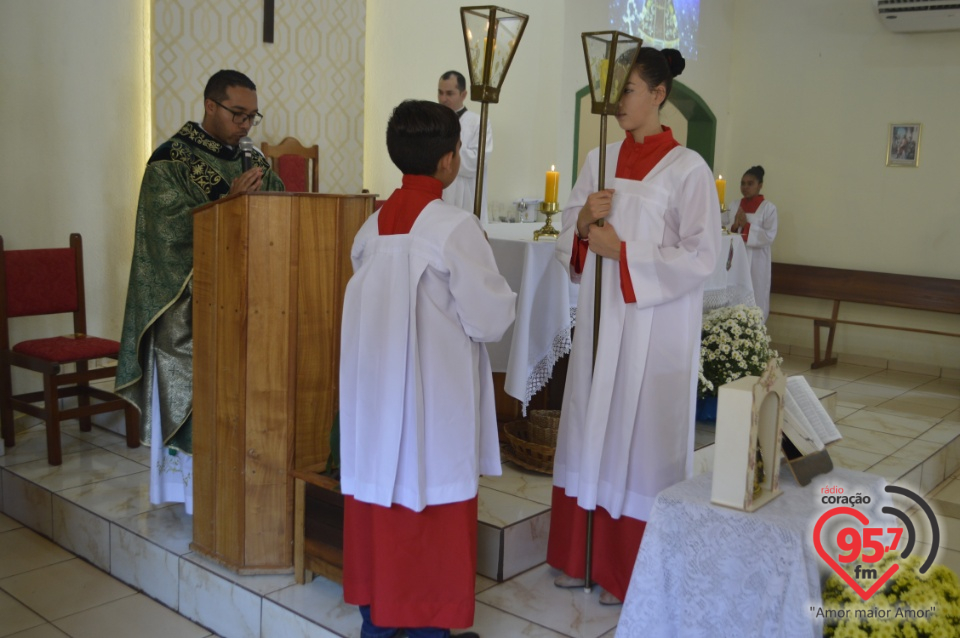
{"left": 533, "top": 201, "right": 560, "bottom": 241}
{"left": 721, "top": 203, "right": 731, "bottom": 234}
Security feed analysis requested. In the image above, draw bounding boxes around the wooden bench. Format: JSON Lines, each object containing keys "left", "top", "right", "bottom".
{"left": 770, "top": 263, "right": 960, "bottom": 369}
{"left": 292, "top": 464, "right": 343, "bottom": 585}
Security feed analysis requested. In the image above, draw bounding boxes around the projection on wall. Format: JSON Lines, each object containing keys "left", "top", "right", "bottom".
{"left": 609, "top": 0, "right": 701, "bottom": 60}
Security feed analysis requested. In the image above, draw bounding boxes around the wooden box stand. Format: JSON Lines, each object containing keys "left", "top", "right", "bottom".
{"left": 190, "top": 192, "right": 372, "bottom": 573}
{"left": 711, "top": 360, "right": 786, "bottom": 512}
{"left": 292, "top": 464, "right": 344, "bottom": 584}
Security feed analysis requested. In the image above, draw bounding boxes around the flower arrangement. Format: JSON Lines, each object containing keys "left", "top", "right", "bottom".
{"left": 698, "top": 304, "right": 780, "bottom": 399}
{"left": 821, "top": 551, "right": 960, "bottom": 637}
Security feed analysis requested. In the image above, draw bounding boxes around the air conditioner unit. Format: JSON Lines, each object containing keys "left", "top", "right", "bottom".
{"left": 875, "top": 0, "right": 960, "bottom": 32}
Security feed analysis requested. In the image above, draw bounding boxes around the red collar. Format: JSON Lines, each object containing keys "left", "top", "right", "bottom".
{"left": 378, "top": 175, "right": 444, "bottom": 235}
{"left": 740, "top": 195, "right": 765, "bottom": 213}
{"left": 616, "top": 126, "right": 681, "bottom": 181}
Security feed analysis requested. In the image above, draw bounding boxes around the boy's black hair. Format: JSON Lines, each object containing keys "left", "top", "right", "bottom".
{"left": 386, "top": 100, "right": 460, "bottom": 176}
{"left": 204, "top": 70, "right": 257, "bottom": 101}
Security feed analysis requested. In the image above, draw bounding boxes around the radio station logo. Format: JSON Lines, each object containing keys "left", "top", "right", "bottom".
{"left": 813, "top": 484, "right": 939, "bottom": 601}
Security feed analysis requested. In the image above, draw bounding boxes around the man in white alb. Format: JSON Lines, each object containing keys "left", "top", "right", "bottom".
{"left": 437, "top": 70, "right": 493, "bottom": 222}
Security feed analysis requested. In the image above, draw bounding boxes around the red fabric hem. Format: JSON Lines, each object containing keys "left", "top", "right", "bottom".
{"left": 546, "top": 487, "right": 646, "bottom": 602}
{"left": 571, "top": 234, "right": 589, "bottom": 274}
{"left": 343, "top": 495, "right": 477, "bottom": 628}
{"left": 619, "top": 242, "right": 636, "bottom": 303}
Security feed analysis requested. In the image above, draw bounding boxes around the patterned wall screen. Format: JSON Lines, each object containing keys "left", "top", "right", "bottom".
{"left": 152, "top": 0, "right": 366, "bottom": 193}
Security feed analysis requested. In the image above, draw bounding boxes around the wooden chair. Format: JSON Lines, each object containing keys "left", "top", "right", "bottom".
{"left": 0, "top": 233, "right": 139, "bottom": 465}
{"left": 262, "top": 136, "right": 320, "bottom": 192}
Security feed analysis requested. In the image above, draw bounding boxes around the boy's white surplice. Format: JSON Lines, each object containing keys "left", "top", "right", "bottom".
{"left": 339, "top": 201, "right": 516, "bottom": 512}
{"left": 554, "top": 141, "right": 721, "bottom": 522}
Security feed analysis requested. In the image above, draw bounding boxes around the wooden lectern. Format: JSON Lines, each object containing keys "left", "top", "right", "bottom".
{"left": 189, "top": 192, "right": 373, "bottom": 573}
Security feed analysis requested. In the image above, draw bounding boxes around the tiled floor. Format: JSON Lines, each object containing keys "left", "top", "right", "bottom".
{"left": 1, "top": 352, "right": 959, "bottom": 638}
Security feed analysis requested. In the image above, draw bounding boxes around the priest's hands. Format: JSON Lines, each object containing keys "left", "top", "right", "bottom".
{"left": 229, "top": 167, "right": 264, "bottom": 195}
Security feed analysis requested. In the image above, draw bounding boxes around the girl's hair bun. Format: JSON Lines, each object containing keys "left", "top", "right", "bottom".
{"left": 661, "top": 48, "right": 685, "bottom": 78}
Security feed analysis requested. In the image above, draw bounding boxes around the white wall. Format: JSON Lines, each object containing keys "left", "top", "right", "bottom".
{"left": 0, "top": 1, "right": 150, "bottom": 392}
{"left": 724, "top": 0, "right": 960, "bottom": 366}
{"left": 364, "top": 0, "right": 566, "bottom": 205}
{"left": 725, "top": 0, "right": 960, "bottom": 279}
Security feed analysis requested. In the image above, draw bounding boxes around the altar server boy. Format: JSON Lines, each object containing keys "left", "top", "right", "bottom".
{"left": 339, "top": 99, "right": 516, "bottom": 638}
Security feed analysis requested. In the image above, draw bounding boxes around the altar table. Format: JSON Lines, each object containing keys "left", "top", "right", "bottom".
{"left": 616, "top": 466, "right": 891, "bottom": 638}
{"left": 485, "top": 223, "right": 578, "bottom": 411}
{"left": 704, "top": 232, "right": 755, "bottom": 311}
{"left": 486, "top": 226, "right": 757, "bottom": 411}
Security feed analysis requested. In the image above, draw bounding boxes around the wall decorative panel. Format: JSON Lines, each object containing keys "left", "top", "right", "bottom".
{"left": 152, "top": 0, "right": 365, "bottom": 193}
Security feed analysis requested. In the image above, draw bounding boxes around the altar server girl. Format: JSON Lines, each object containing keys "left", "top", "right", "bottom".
{"left": 549, "top": 47, "right": 720, "bottom": 605}
{"left": 729, "top": 165, "right": 778, "bottom": 320}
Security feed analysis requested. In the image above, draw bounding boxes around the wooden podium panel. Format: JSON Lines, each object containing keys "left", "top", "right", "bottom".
{"left": 190, "top": 192, "right": 373, "bottom": 573}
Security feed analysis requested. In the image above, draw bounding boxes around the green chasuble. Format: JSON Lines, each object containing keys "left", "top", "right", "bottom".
{"left": 116, "top": 122, "right": 285, "bottom": 454}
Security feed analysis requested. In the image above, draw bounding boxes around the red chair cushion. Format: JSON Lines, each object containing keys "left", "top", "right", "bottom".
{"left": 13, "top": 335, "right": 120, "bottom": 363}
{"left": 277, "top": 154, "right": 308, "bottom": 192}
{"left": 4, "top": 248, "right": 78, "bottom": 317}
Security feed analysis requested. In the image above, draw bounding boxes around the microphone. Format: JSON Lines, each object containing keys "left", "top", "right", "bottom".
{"left": 239, "top": 137, "right": 254, "bottom": 173}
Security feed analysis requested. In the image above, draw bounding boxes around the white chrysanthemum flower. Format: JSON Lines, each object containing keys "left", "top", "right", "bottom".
{"left": 698, "top": 304, "right": 780, "bottom": 399}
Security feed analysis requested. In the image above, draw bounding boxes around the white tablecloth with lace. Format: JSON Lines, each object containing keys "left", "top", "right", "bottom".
{"left": 617, "top": 466, "right": 890, "bottom": 638}
{"left": 486, "top": 223, "right": 578, "bottom": 413}
{"left": 703, "top": 233, "right": 755, "bottom": 311}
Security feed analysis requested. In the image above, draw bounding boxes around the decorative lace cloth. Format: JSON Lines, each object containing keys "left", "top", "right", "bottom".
{"left": 617, "top": 466, "right": 891, "bottom": 638}
{"left": 486, "top": 225, "right": 579, "bottom": 414}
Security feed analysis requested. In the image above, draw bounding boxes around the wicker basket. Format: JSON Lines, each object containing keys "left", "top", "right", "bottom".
{"left": 527, "top": 409, "right": 560, "bottom": 447}
{"left": 502, "top": 420, "right": 555, "bottom": 475}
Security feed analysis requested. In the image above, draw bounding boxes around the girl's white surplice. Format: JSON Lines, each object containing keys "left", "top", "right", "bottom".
{"left": 740, "top": 199, "right": 778, "bottom": 320}
{"left": 554, "top": 142, "right": 721, "bottom": 522}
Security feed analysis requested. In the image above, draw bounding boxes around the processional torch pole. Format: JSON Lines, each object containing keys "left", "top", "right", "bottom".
{"left": 460, "top": 6, "right": 528, "bottom": 220}
{"left": 578, "top": 31, "right": 642, "bottom": 593}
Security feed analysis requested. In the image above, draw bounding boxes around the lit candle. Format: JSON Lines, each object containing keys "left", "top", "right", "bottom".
{"left": 544, "top": 165, "right": 559, "bottom": 204}
{"left": 715, "top": 175, "right": 726, "bottom": 207}
{"left": 599, "top": 59, "right": 609, "bottom": 91}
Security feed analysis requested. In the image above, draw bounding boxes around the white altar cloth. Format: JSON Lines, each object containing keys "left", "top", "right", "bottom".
{"left": 617, "top": 465, "right": 891, "bottom": 638}
{"left": 486, "top": 226, "right": 756, "bottom": 412}
{"left": 486, "top": 223, "right": 578, "bottom": 411}
{"left": 703, "top": 233, "right": 755, "bottom": 311}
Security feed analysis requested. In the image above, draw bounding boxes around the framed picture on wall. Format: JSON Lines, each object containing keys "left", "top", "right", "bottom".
{"left": 886, "top": 123, "right": 921, "bottom": 167}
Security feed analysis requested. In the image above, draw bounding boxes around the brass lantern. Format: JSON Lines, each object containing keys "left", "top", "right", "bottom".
{"left": 460, "top": 6, "right": 528, "bottom": 103}
{"left": 582, "top": 31, "right": 643, "bottom": 115}
{"left": 459, "top": 6, "right": 528, "bottom": 218}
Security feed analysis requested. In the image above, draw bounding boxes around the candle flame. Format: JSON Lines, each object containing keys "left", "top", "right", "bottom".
{"left": 551, "top": 164, "right": 555, "bottom": 171}
{"left": 718, "top": 174, "right": 722, "bottom": 179}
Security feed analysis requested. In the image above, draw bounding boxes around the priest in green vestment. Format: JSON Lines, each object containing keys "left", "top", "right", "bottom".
{"left": 116, "top": 70, "right": 284, "bottom": 511}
